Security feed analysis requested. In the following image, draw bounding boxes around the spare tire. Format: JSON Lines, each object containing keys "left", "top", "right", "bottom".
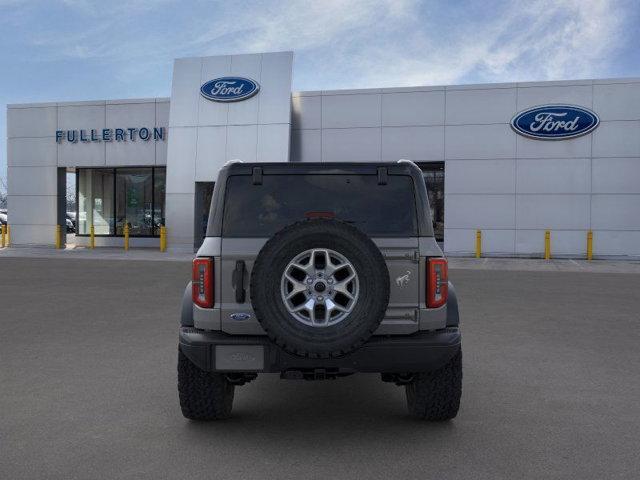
{"left": 250, "top": 219, "right": 389, "bottom": 358}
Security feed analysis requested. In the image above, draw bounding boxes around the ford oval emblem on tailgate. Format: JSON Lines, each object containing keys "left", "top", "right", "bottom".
{"left": 230, "top": 312, "right": 251, "bottom": 321}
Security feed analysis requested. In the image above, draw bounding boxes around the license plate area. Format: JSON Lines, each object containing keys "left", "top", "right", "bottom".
{"left": 215, "top": 345, "right": 264, "bottom": 371}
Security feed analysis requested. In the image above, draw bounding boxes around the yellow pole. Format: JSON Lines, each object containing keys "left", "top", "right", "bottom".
{"left": 544, "top": 230, "right": 551, "bottom": 260}
{"left": 475, "top": 229, "right": 481, "bottom": 259}
{"left": 6, "top": 224, "right": 10, "bottom": 246}
{"left": 160, "top": 226, "right": 166, "bottom": 252}
{"left": 587, "top": 230, "right": 593, "bottom": 261}
{"left": 1, "top": 224, "right": 6, "bottom": 248}
{"left": 124, "top": 224, "right": 129, "bottom": 251}
{"left": 55, "top": 225, "right": 62, "bottom": 249}
{"left": 90, "top": 224, "right": 95, "bottom": 249}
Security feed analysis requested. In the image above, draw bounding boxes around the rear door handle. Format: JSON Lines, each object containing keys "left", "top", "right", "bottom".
{"left": 232, "top": 260, "right": 246, "bottom": 303}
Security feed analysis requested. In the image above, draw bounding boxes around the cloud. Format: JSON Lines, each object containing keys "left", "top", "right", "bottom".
{"left": 6, "top": 0, "right": 634, "bottom": 88}
{"left": 174, "top": 0, "right": 627, "bottom": 88}
{"left": 333, "top": 0, "right": 627, "bottom": 87}
{"left": 471, "top": 0, "right": 626, "bottom": 81}
{"left": 0, "top": 0, "right": 634, "bottom": 186}
{"left": 60, "top": 0, "right": 174, "bottom": 16}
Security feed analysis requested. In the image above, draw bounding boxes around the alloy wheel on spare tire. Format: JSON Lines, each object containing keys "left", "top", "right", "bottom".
{"left": 250, "top": 219, "right": 390, "bottom": 358}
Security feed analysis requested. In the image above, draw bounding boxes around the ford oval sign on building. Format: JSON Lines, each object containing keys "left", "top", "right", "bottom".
{"left": 511, "top": 105, "right": 599, "bottom": 140}
{"left": 200, "top": 77, "right": 260, "bottom": 102}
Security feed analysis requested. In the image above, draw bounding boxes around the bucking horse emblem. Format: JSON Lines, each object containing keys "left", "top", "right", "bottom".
{"left": 395, "top": 270, "right": 411, "bottom": 288}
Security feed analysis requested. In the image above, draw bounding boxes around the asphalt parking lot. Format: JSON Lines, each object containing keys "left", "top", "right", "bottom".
{"left": 1, "top": 257, "right": 639, "bottom": 479}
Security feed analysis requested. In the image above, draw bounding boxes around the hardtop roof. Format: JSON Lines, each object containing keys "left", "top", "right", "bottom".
{"left": 221, "top": 161, "right": 424, "bottom": 177}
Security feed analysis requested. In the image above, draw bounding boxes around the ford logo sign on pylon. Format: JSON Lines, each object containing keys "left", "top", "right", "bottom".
{"left": 511, "top": 104, "right": 599, "bottom": 140}
{"left": 200, "top": 77, "right": 260, "bottom": 102}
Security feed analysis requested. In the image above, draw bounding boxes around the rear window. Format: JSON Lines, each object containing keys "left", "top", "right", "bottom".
{"left": 222, "top": 174, "right": 418, "bottom": 237}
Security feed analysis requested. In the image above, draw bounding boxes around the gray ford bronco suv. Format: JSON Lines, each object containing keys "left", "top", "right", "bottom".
{"left": 178, "top": 160, "right": 462, "bottom": 421}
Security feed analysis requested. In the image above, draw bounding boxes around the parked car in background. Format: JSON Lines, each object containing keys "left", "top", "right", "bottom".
{"left": 66, "top": 212, "right": 76, "bottom": 233}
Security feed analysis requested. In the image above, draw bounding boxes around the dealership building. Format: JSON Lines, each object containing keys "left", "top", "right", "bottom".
{"left": 6, "top": 51, "right": 640, "bottom": 257}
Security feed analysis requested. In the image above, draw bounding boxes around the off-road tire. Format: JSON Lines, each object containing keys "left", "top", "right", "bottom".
{"left": 250, "top": 218, "right": 390, "bottom": 359}
{"left": 178, "top": 348, "right": 234, "bottom": 420}
{"left": 405, "top": 349, "right": 462, "bottom": 421}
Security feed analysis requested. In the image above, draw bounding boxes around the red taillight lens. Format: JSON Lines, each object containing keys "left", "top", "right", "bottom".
{"left": 192, "top": 257, "right": 214, "bottom": 308}
{"left": 304, "top": 211, "right": 336, "bottom": 219}
{"left": 427, "top": 258, "right": 448, "bottom": 308}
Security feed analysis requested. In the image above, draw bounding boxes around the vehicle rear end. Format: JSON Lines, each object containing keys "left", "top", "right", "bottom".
{"left": 178, "top": 161, "right": 461, "bottom": 421}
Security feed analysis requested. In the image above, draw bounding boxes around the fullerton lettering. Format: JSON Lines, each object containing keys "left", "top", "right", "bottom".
{"left": 55, "top": 127, "right": 165, "bottom": 143}
{"left": 529, "top": 112, "right": 580, "bottom": 133}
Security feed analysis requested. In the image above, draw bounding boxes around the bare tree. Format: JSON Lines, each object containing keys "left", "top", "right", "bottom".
{"left": 66, "top": 177, "right": 76, "bottom": 212}
{"left": 0, "top": 176, "right": 7, "bottom": 209}
{"left": 0, "top": 174, "right": 77, "bottom": 211}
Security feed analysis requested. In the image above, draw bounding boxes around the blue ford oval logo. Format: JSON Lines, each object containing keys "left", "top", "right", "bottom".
{"left": 230, "top": 312, "right": 251, "bottom": 321}
{"left": 511, "top": 104, "right": 599, "bottom": 140}
{"left": 200, "top": 77, "right": 260, "bottom": 102}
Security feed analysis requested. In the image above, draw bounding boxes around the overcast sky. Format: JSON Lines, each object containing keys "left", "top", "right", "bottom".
{"left": 1, "top": 0, "right": 639, "bottom": 189}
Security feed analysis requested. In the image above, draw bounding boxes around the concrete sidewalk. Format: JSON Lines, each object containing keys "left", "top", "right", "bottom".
{"left": 449, "top": 256, "right": 640, "bottom": 274}
{"left": 0, "top": 246, "right": 193, "bottom": 262}
{"left": 2, "top": 245, "right": 640, "bottom": 273}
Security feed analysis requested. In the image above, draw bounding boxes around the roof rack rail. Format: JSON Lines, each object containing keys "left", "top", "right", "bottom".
{"left": 224, "top": 159, "right": 243, "bottom": 166}
{"left": 397, "top": 159, "right": 422, "bottom": 173}
{"left": 397, "top": 158, "right": 417, "bottom": 167}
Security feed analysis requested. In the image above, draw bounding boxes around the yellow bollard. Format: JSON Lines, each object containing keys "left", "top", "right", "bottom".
{"left": 55, "top": 225, "right": 62, "bottom": 249}
{"left": 587, "top": 230, "right": 593, "bottom": 261}
{"left": 544, "top": 230, "right": 551, "bottom": 260}
{"left": 160, "top": 226, "right": 167, "bottom": 252}
{"left": 1, "top": 224, "right": 6, "bottom": 248}
{"left": 475, "top": 229, "right": 482, "bottom": 259}
{"left": 6, "top": 224, "right": 10, "bottom": 246}
{"left": 124, "top": 224, "right": 129, "bottom": 251}
{"left": 90, "top": 224, "right": 95, "bottom": 249}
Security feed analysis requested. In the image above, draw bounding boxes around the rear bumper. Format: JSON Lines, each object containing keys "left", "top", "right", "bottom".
{"left": 179, "top": 327, "right": 461, "bottom": 374}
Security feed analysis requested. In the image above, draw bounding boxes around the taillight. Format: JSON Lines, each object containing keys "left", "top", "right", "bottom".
{"left": 427, "top": 258, "right": 448, "bottom": 308}
{"left": 192, "top": 257, "right": 214, "bottom": 308}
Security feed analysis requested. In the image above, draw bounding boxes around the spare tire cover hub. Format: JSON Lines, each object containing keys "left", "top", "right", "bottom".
{"left": 280, "top": 248, "right": 359, "bottom": 327}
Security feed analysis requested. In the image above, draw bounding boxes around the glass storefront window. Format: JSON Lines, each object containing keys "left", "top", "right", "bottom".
{"left": 78, "top": 169, "right": 114, "bottom": 235}
{"left": 153, "top": 169, "right": 166, "bottom": 233}
{"left": 115, "top": 169, "right": 153, "bottom": 236}
{"left": 76, "top": 167, "right": 165, "bottom": 237}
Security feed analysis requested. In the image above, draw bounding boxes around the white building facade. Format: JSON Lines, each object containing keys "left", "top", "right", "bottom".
{"left": 6, "top": 52, "right": 640, "bottom": 257}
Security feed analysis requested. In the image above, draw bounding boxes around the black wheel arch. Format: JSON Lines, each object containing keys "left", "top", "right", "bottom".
{"left": 180, "top": 282, "right": 194, "bottom": 327}
{"left": 446, "top": 281, "right": 460, "bottom": 327}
